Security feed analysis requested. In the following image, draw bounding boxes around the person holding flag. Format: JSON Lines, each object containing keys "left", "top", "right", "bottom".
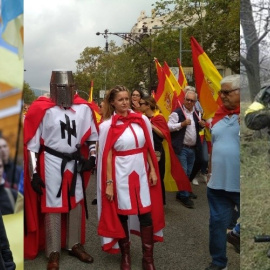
{"left": 168, "top": 90, "right": 206, "bottom": 208}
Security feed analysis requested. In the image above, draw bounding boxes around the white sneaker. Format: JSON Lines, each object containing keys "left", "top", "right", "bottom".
{"left": 192, "top": 178, "right": 199, "bottom": 185}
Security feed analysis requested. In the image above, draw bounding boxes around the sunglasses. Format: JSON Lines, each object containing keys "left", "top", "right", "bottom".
{"left": 219, "top": 88, "right": 239, "bottom": 96}
{"left": 132, "top": 94, "right": 141, "bottom": 97}
{"left": 139, "top": 102, "right": 146, "bottom": 106}
{"left": 185, "top": 98, "right": 196, "bottom": 103}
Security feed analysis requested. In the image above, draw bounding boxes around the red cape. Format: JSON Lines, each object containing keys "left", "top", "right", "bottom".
{"left": 97, "top": 112, "right": 165, "bottom": 253}
{"left": 150, "top": 113, "right": 192, "bottom": 192}
{"left": 24, "top": 94, "right": 98, "bottom": 259}
{"left": 211, "top": 105, "right": 240, "bottom": 127}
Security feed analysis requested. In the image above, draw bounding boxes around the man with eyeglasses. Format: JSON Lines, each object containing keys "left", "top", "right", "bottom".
{"left": 168, "top": 90, "right": 206, "bottom": 209}
{"left": 205, "top": 74, "right": 240, "bottom": 270}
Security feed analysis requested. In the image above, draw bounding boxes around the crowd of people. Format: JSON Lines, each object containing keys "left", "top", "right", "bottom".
{"left": 22, "top": 70, "right": 240, "bottom": 270}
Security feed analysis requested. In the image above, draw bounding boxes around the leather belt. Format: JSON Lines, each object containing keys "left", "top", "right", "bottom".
{"left": 183, "top": 144, "right": 196, "bottom": 149}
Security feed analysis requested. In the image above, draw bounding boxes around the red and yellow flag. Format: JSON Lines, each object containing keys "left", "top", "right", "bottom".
{"left": 163, "top": 61, "right": 185, "bottom": 107}
{"left": 151, "top": 110, "right": 191, "bottom": 192}
{"left": 177, "top": 58, "right": 188, "bottom": 91}
{"left": 153, "top": 59, "right": 192, "bottom": 192}
{"left": 154, "top": 59, "right": 177, "bottom": 121}
{"left": 154, "top": 57, "right": 163, "bottom": 84}
{"left": 163, "top": 61, "right": 183, "bottom": 96}
{"left": 191, "top": 36, "right": 222, "bottom": 120}
{"left": 87, "top": 80, "right": 101, "bottom": 123}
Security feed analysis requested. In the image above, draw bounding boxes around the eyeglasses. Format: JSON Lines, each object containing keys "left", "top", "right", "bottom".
{"left": 132, "top": 94, "right": 141, "bottom": 97}
{"left": 219, "top": 88, "right": 239, "bottom": 96}
{"left": 185, "top": 98, "right": 196, "bottom": 103}
{"left": 139, "top": 102, "right": 146, "bottom": 106}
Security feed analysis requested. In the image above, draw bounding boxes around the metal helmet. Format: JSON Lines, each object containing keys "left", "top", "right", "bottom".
{"left": 50, "top": 70, "right": 76, "bottom": 107}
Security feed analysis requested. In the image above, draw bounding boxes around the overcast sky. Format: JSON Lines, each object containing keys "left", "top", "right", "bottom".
{"left": 24, "top": 0, "right": 156, "bottom": 91}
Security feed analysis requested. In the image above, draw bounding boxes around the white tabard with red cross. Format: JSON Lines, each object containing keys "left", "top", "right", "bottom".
{"left": 27, "top": 104, "right": 98, "bottom": 213}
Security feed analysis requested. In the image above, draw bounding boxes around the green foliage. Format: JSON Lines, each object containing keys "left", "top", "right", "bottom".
{"left": 74, "top": 0, "right": 239, "bottom": 96}
{"left": 74, "top": 40, "right": 156, "bottom": 96}
{"left": 154, "top": 0, "right": 240, "bottom": 73}
{"left": 23, "top": 81, "right": 36, "bottom": 104}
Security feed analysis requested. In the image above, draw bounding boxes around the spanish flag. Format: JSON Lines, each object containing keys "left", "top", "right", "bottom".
{"left": 163, "top": 61, "right": 185, "bottom": 108}
{"left": 191, "top": 36, "right": 222, "bottom": 120}
{"left": 153, "top": 59, "right": 191, "bottom": 192}
{"left": 88, "top": 80, "right": 101, "bottom": 123}
{"left": 163, "top": 61, "right": 184, "bottom": 97}
{"left": 154, "top": 57, "right": 163, "bottom": 85}
{"left": 154, "top": 59, "right": 177, "bottom": 121}
{"left": 151, "top": 110, "right": 191, "bottom": 192}
{"left": 177, "top": 58, "right": 188, "bottom": 91}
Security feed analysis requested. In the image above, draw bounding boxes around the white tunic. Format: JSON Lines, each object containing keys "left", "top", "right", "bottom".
{"left": 113, "top": 120, "right": 151, "bottom": 214}
{"left": 97, "top": 111, "right": 164, "bottom": 252}
{"left": 27, "top": 104, "right": 98, "bottom": 212}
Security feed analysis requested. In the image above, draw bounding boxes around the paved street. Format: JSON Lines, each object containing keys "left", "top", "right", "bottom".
{"left": 24, "top": 173, "right": 240, "bottom": 270}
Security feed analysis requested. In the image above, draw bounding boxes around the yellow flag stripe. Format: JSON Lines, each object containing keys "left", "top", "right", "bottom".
{"left": 0, "top": 47, "right": 23, "bottom": 90}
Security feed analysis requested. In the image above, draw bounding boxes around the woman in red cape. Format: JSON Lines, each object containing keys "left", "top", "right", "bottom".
{"left": 97, "top": 86, "right": 165, "bottom": 270}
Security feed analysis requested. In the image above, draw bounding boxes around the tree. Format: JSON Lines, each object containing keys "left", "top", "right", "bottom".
{"left": 153, "top": 0, "right": 240, "bottom": 73}
{"left": 23, "top": 81, "right": 36, "bottom": 104}
{"left": 74, "top": 40, "right": 156, "bottom": 98}
{"left": 240, "top": 0, "right": 270, "bottom": 100}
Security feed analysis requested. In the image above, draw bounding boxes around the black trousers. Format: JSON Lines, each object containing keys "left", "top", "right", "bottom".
{"left": 118, "top": 212, "right": 152, "bottom": 227}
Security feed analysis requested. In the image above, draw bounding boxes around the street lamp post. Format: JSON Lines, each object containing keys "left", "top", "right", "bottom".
{"left": 152, "top": 26, "right": 191, "bottom": 63}
{"left": 96, "top": 29, "right": 153, "bottom": 94}
{"left": 96, "top": 29, "right": 151, "bottom": 56}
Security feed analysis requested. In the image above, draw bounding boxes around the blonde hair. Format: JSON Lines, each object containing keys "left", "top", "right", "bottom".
{"left": 103, "top": 85, "right": 130, "bottom": 120}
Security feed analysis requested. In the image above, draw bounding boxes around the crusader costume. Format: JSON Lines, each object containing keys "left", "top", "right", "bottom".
{"left": 97, "top": 106, "right": 165, "bottom": 270}
{"left": 24, "top": 70, "right": 98, "bottom": 270}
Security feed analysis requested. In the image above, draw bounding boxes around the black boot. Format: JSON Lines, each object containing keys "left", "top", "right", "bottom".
{"left": 118, "top": 221, "right": 131, "bottom": 270}
{"left": 140, "top": 225, "right": 155, "bottom": 270}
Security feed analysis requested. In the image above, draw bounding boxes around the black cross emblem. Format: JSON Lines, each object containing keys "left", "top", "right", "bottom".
{"left": 60, "top": 114, "right": 77, "bottom": 146}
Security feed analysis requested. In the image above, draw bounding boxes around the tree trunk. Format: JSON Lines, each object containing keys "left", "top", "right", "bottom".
{"left": 240, "top": 0, "right": 261, "bottom": 101}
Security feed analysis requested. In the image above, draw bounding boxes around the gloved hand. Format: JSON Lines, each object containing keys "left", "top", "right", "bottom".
{"left": 31, "top": 173, "right": 45, "bottom": 195}
{"left": 80, "top": 156, "right": 96, "bottom": 172}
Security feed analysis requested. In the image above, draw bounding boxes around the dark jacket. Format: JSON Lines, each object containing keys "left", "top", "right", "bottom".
{"left": 170, "top": 108, "right": 202, "bottom": 155}
{"left": 0, "top": 184, "right": 17, "bottom": 215}
{"left": 0, "top": 211, "right": 16, "bottom": 270}
{"left": 4, "top": 159, "right": 23, "bottom": 191}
